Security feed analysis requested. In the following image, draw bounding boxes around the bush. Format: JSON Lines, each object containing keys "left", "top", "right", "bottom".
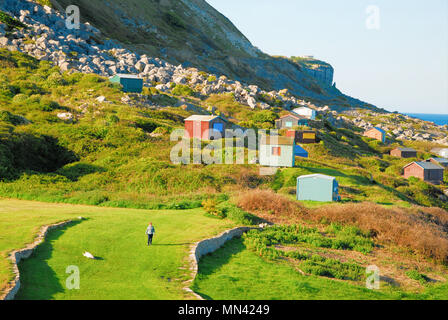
{"left": 218, "top": 203, "right": 261, "bottom": 225}
{"left": 242, "top": 225, "right": 366, "bottom": 280}
{"left": 39, "top": 98, "right": 59, "bottom": 112}
{"left": 207, "top": 75, "right": 217, "bottom": 83}
{"left": 0, "top": 11, "right": 27, "bottom": 29}
{"left": 238, "top": 189, "right": 308, "bottom": 218}
{"left": 45, "top": 72, "right": 67, "bottom": 88}
{"left": 311, "top": 202, "right": 448, "bottom": 262}
{"left": 171, "top": 84, "right": 194, "bottom": 97}
{"left": 202, "top": 198, "right": 226, "bottom": 218}
{"left": 406, "top": 270, "right": 429, "bottom": 284}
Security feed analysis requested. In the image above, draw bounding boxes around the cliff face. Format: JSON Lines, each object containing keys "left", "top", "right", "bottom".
{"left": 47, "top": 0, "right": 375, "bottom": 109}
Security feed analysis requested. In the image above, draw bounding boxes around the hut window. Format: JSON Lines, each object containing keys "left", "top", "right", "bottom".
{"left": 212, "top": 122, "right": 224, "bottom": 132}
{"left": 272, "top": 147, "right": 281, "bottom": 156}
{"left": 285, "top": 121, "right": 293, "bottom": 128}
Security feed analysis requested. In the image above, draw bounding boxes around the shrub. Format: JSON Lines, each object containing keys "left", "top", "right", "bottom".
{"left": 406, "top": 270, "right": 429, "bottom": 284}
{"left": 238, "top": 189, "right": 308, "bottom": 218}
{"left": 218, "top": 203, "right": 261, "bottom": 225}
{"left": 311, "top": 202, "right": 448, "bottom": 262}
{"left": 0, "top": 11, "right": 27, "bottom": 29}
{"left": 162, "top": 12, "right": 186, "bottom": 30}
{"left": 45, "top": 72, "right": 67, "bottom": 88}
{"left": 202, "top": 198, "right": 226, "bottom": 218}
{"left": 171, "top": 84, "right": 194, "bottom": 97}
{"left": 207, "top": 75, "right": 217, "bottom": 83}
{"left": 39, "top": 98, "right": 59, "bottom": 111}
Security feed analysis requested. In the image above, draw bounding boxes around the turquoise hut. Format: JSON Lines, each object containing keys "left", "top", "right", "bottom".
{"left": 109, "top": 74, "right": 143, "bottom": 93}
{"left": 297, "top": 174, "right": 340, "bottom": 202}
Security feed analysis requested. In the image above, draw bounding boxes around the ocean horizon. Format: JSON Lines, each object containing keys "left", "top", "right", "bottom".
{"left": 405, "top": 113, "right": 448, "bottom": 126}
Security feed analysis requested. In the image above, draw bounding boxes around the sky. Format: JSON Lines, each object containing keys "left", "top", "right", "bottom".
{"left": 206, "top": 0, "right": 448, "bottom": 114}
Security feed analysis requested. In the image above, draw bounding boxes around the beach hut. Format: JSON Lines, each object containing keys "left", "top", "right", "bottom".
{"left": 275, "top": 114, "right": 308, "bottom": 129}
{"left": 184, "top": 115, "right": 227, "bottom": 140}
{"left": 109, "top": 74, "right": 143, "bottom": 93}
{"left": 296, "top": 174, "right": 340, "bottom": 202}
{"left": 259, "top": 136, "right": 295, "bottom": 167}
{"left": 403, "top": 161, "right": 444, "bottom": 184}
{"left": 364, "top": 127, "right": 386, "bottom": 143}
{"left": 427, "top": 157, "right": 448, "bottom": 168}
{"left": 431, "top": 148, "right": 448, "bottom": 158}
{"left": 390, "top": 147, "right": 417, "bottom": 158}
{"left": 294, "top": 145, "right": 308, "bottom": 158}
{"left": 286, "top": 130, "right": 316, "bottom": 144}
{"left": 292, "top": 106, "right": 317, "bottom": 120}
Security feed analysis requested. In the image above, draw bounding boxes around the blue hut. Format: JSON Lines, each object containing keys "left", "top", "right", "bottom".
{"left": 297, "top": 174, "right": 340, "bottom": 202}
{"left": 294, "top": 145, "right": 308, "bottom": 158}
{"left": 109, "top": 74, "right": 143, "bottom": 93}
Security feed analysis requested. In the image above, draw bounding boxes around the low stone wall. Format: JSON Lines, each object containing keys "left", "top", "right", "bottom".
{"left": 183, "top": 226, "right": 257, "bottom": 300}
{"left": 1, "top": 220, "right": 74, "bottom": 300}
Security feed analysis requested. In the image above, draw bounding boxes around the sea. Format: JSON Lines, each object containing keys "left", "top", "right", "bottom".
{"left": 406, "top": 113, "right": 448, "bottom": 126}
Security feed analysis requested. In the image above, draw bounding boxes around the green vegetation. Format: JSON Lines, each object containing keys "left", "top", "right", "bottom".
{"left": 0, "top": 49, "right": 273, "bottom": 207}
{"left": 0, "top": 199, "right": 234, "bottom": 299}
{"left": 207, "top": 75, "right": 217, "bottom": 83}
{"left": 0, "top": 45, "right": 447, "bottom": 301}
{"left": 171, "top": 84, "right": 195, "bottom": 97}
{"left": 242, "top": 225, "right": 373, "bottom": 281}
{"left": 406, "top": 270, "right": 430, "bottom": 285}
{"left": 193, "top": 238, "right": 405, "bottom": 300}
{"left": 0, "top": 11, "right": 27, "bottom": 30}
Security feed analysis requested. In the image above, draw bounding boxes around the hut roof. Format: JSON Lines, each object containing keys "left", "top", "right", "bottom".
{"left": 260, "top": 136, "right": 294, "bottom": 146}
{"left": 395, "top": 147, "right": 416, "bottom": 152}
{"left": 297, "top": 174, "right": 336, "bottom": 181}
{"left": 368, "top": 127, "right": 386, "bottom": 134}
{"left": 184, "top": 115, "right": 222, "bottom": 122}
{"left": 430, "top": 157, "right": 448, "bottom": 164}
{"left": 113, "top": 74, "right": 142, "bottom": 79}
{"left": 278, "top": 113, "right": 308, "bottom": 120}
{"left": 404, "top": 161, "right": 444, "bottom": 170}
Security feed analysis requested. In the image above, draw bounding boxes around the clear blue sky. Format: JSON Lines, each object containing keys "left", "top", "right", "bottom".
{"left": 206, "top": 0, "right": 448, "bottom": 114}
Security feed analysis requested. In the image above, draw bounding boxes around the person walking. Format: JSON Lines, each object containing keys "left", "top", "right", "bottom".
{"left": 146, "top": 222, "right": 155, "bottom": 246}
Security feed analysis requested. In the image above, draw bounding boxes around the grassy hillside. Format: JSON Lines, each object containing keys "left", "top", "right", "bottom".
{"left": 1, "top": 49, "right": 447, "bottom": 300}
{"left": 0, "top": 49, "right": 446, "bottom": 210}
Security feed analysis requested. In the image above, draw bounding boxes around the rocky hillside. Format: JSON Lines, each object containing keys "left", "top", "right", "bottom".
{"left": 42, "top": 0, "right": 376, "bottom": 110}
{"left": 0, "top": 1, "right": 346, "bottom": 114}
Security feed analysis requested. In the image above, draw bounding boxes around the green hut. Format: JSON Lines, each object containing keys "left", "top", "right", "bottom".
{"left": 109, "top": 74, "right": 143, "bottom": 93}
{"left": 297, "top": 174, "right": 340, "bottom": 202}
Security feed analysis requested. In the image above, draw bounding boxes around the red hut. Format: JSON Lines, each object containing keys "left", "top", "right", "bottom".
{"left": 184, "top": 115, "right": 227, "bottom": 140}
{"left": 403, "top": 161, "right": 444, "bottom": 184}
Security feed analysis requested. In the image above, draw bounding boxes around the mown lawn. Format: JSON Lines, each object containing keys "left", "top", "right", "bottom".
{"left": 192, "top": 238, "right": 448, "bottom": 300}
{"left": 0, "top": 199, "right": 234, "bottom": 300}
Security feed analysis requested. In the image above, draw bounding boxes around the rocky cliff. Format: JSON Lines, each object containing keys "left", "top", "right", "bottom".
{"left": 45, "top": 0, "right": 375, "bottom": 110}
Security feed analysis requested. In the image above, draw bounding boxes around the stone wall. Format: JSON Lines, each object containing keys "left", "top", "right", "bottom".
{"left": 183, "top": 226, "right": 258, "bottom": 300}
{"left": 1, "top": 220, "right": 74, "bottom": 300}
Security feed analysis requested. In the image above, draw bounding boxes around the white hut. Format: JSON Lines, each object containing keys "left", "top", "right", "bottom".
{"left": 292, "top": 106, "right": 317, "bottom": 120}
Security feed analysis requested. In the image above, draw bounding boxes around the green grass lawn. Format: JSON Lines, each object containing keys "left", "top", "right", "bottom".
{"left": 0, "top": 199, "right": 235, "bottom": 300}
{"left": 192, "top": 238, "right": 448, "bottom": 300}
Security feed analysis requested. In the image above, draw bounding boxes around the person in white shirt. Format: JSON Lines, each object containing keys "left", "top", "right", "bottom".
{"left": 146, "top": 222, "right": 155, "bottom": 246}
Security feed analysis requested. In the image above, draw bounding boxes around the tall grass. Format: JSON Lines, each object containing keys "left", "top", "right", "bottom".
{"left": 237, "top": 189, "right": 448, "bottom": 262}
